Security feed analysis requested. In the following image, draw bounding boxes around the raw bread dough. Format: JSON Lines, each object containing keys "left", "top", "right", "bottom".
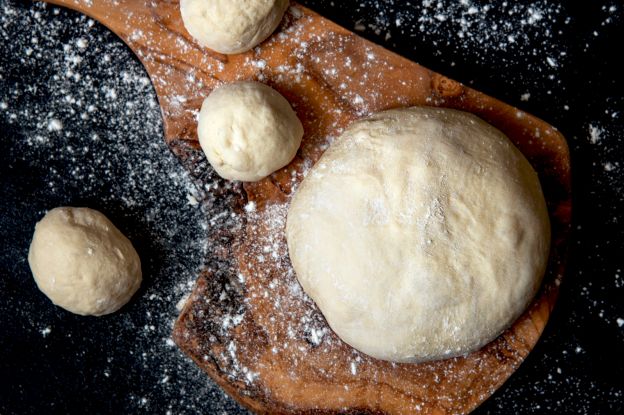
{"left": 286, "top": 107, "right": 551, "bottom": 363}
{"left": 198, "top": 81, "right": 303, "bottom": 181}
{"left": 180, "top": 0, "right": 289, "bottom": 54}
{"left": 28, "top": 207, "right": 142, "bottom": 316}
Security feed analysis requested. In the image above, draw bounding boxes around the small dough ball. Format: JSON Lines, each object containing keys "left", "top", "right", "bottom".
{"left": 287, "top": 107, "right": 551, "bottom": 363}
{"left": 28, "top": 207, "right": 142, "bottom": 316}
{"left": 198, "top": 81, "right": 304, "bottom": 181}
{"left": 180, "top": 0, "right": 289, "bottom": 54}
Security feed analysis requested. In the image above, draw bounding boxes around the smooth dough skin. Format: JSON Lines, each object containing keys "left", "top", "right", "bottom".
{"left": 198, "top": 81, "right": 304, "bottom": 181}
{"left": 28, "top": 207, "right": 142, "bottom": 316}
{"left": 286, "top": 107, "right": 551, "bottom": 363}
{"left": 180, "top": 0, "right": 289, "bottom": 54}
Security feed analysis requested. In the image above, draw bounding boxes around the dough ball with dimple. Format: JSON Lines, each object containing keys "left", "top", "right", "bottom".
{"left": 28, "top": 207, "right": 142, "bottom": 316}
{"left": 198, "top": 81, "right": 304, "bottom": 182}
{"left": 287, "top": 107, "right": 551, "bottom": 363}
{"left": 180, "top": 0, "right": 289, "bottom": 54}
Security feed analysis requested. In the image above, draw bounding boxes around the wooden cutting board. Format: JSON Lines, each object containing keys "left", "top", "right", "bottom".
{"left": 42, "top": 1, "right": 572, "bottom": 413}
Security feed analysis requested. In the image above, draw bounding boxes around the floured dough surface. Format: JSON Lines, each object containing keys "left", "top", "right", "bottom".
{"left": 180, "top": 0, "right": 289, "bottom": 54}
{"left": 28, "top": 207, "right": 142, "bottom": 316}
{"left": 286, "top": 107, "right": 550, "bottom": 363}
{"left": 198, "top": 81, "right": 303, "bottom": 182}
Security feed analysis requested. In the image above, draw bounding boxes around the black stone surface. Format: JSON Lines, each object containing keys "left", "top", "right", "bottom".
{"left": 1, "top": 1, "right": 622, "bottom": 414}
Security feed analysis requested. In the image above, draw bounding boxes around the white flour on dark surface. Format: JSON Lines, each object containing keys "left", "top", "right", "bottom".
{"left": 1, "top": 0, "right": 623, "bottom": 414}
{"left": 0, "top": 1, "right": 243, "bottom": 414}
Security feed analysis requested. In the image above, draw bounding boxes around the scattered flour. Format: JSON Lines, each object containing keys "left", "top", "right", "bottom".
{"left": 1, "top": 0, "right": 622, "bottom": 414}
{"left": 0, "top": 1, "right": 240, "bottom": 414}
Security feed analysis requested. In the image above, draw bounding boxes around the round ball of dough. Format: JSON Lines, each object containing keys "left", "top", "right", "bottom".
{"left": 287, "top": 107, "right": 550, "bottom": 363}
{"left": 180, "top": 0, "right": 289, "bottom": 54}
{"left": 28, "top": 207, "right": 142, "bottom": 316}
{"left": 198, "top": 81, "right": 304, "bottom": 181}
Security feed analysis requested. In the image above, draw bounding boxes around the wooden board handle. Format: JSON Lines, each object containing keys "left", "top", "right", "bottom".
{"left": 41, "top": 0, "right": 258, "bottom": 144}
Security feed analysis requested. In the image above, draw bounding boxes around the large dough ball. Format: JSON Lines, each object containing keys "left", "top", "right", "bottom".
{"left": 198, "top": 81, "right": 303, "bottom": 181}
{"left": 28, "top": 207, "right": 142, "bottom": 316}
{"left": 287, "top": 107, "right": 551, "bottom": 363}
{"left": 180, "top": 0, "right": 289, "bottom": 54}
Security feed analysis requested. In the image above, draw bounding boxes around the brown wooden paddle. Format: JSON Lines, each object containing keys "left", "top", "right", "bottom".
{"left": 40, "top": 1, "right": 572, "bottom": 413}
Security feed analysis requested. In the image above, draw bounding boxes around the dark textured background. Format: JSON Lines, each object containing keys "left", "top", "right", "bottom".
{"left": 1, "top": 0, "right": 623, "bottom": 414}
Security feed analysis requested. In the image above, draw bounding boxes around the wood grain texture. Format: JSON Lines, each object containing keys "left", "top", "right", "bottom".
{"left": 41, "top": 1, "right": 572, "bottom": 414}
